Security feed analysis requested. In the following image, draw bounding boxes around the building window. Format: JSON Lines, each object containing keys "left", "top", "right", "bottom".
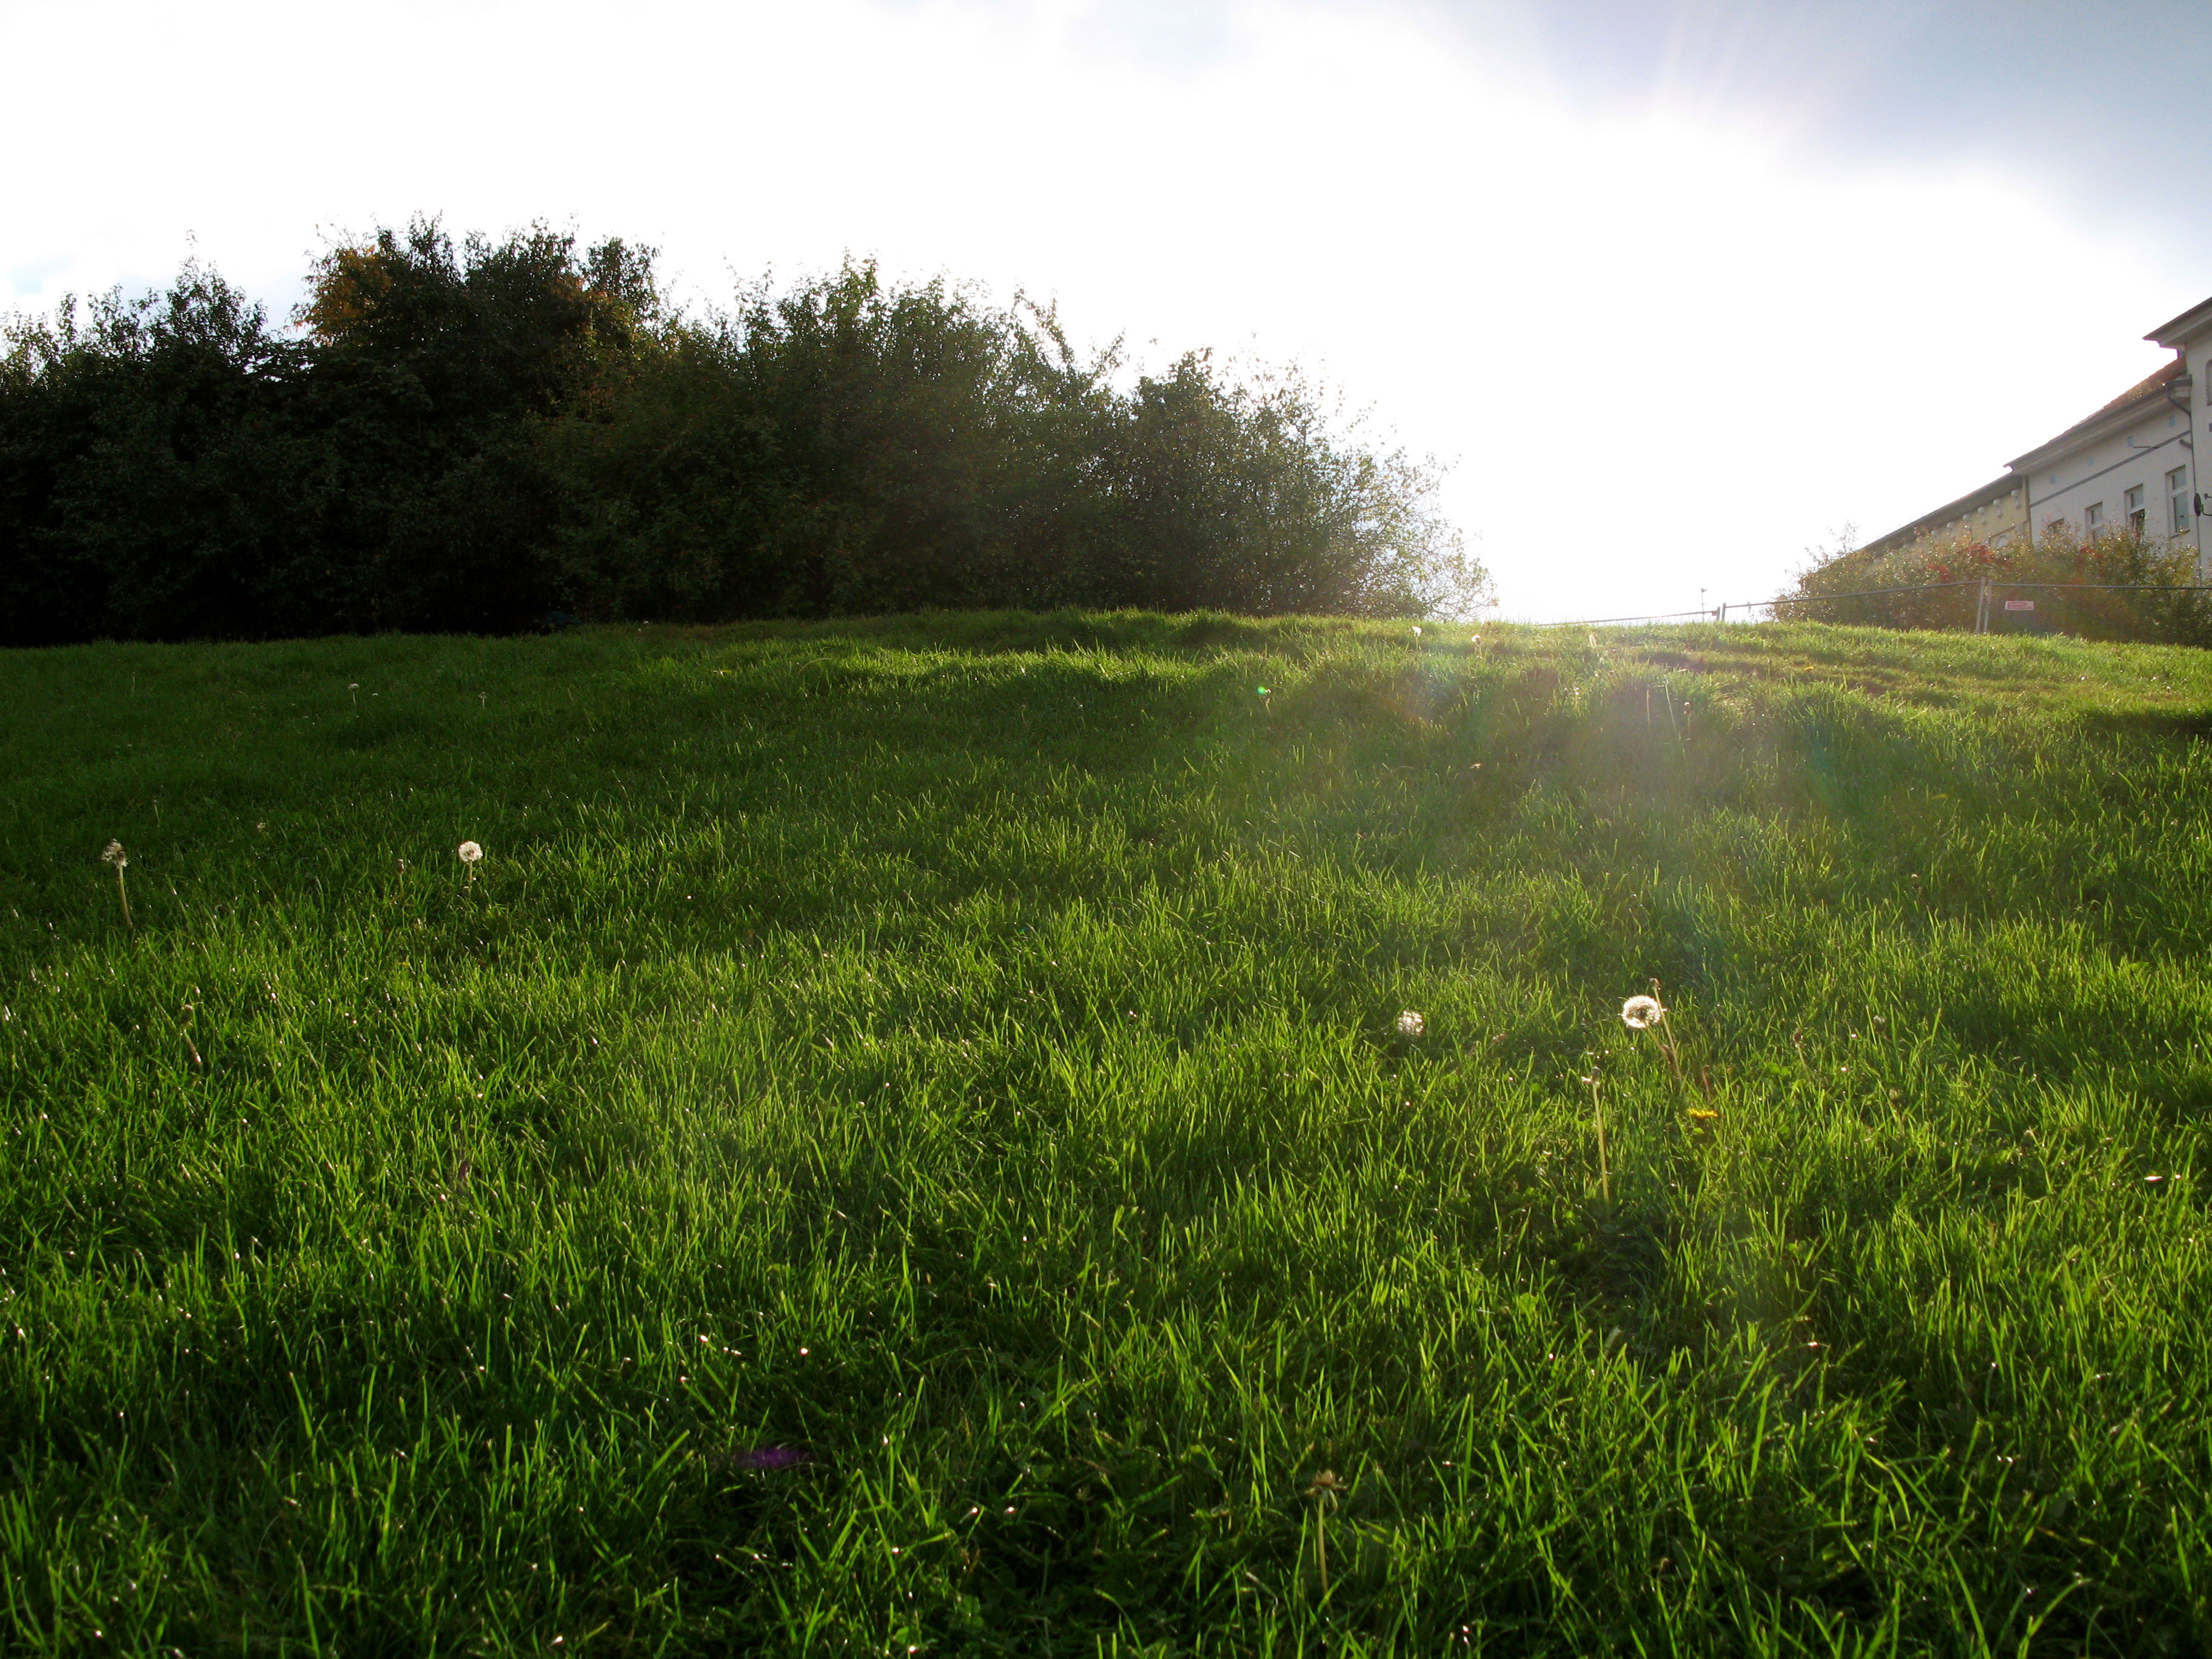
{"left": 2085, "top": 501, "right": 2105, "bottom": 532}
{"left": 2127, "top": 484, "right": 2147, "bottom": 534}
{"left": 2174, "top": 466, "right": 2194, "bottom": 536}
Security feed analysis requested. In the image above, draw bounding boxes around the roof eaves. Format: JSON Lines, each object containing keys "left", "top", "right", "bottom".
{"left": 1863, "top": 473, "right": 2023, "bottom": 553}
{"left": 2006, "top": 360, "right": 2185, "bottom": 471}
{"left": 2147, "top": 293, "right": 2212, "bottom": 349}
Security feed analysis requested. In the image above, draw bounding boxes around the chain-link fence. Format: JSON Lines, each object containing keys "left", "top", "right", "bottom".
{"left": 1535, "top": 577, "right": 2212, "bottom": 643}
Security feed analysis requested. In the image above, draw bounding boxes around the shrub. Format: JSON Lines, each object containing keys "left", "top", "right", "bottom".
{"left": 1780, "top": 523, "right": 2212, "bottom": 645}
{"left": 546, "top": 267, "right": 1485, "bottom": 625}
{"left": 1, "top": 223, "right": 655, "bottom": 644}
{"left": 0, "top": 269, "right": 315, "bottom": 645}
{"left": 2, "top": 233, "right": 1485, "bottom": 644}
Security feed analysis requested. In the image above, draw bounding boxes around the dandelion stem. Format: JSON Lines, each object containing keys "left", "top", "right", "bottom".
{"left": 102, "top": 842, "right": 133, "bottom": 931}
{"left": 1305, "top": 1470, "right": 1342, "bottom": 1592}
{"left": 1649, "top": 978, "right": 1687, "bottom": 1090}
{"left": 1587, "top": 1071, "right": 1611, "bottom": 1208}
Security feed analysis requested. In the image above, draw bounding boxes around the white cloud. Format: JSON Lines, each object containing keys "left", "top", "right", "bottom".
{"left": 2, "top": 0, "right": 2194, "bottom": 618}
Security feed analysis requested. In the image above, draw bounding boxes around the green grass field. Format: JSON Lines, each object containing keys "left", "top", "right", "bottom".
{"left": 5, "top": 612, "right": 2211, "bottom": 1655}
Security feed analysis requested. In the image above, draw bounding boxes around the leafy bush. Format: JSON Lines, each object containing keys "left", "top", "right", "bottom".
{"left": 0, "top": 268, "right": 313, "bottom": 645}
{"left": 1781, "top": 523, "right": 2212, "bottom": 644}
{"left": 0, "top": 226, "right": 651, "bottom": 645}
{"left": 547, "top": 260, "right": 1483, "bottom": 623}
{"left": 1, "top": 230, "right": 1485, "bottom": 645}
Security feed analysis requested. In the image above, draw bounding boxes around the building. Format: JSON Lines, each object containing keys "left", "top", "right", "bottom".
{"left": 2013, "top": 357, "right": 2195, "bottom": 558}
{"left": 1863, "top": 293, "right": 2207, "bottom": 572}
{"left": 1858, "top": 472, "right": 2028, "bottom": 556}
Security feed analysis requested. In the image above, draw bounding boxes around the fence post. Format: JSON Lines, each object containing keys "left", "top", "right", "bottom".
{"left": 1976, "top": 579, "right": 1991, "bottom": 634}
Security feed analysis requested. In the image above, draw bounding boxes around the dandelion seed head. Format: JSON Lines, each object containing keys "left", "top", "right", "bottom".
{"left": 1621, "top": 994, "right": 1666, "bottom": 1030}
{"left": 101, "top": 840, "right": 127, "bottom": 869}
{"left": 1395, "top": 1009, "right": 1425, "bottom": 1037}
{"left": 457, "top": 841, "right": 483, "bottom": 866}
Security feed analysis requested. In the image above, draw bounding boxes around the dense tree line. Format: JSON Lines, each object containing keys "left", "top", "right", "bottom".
{"left": 0, "top": 224, "right": 1483, "bottom": 645}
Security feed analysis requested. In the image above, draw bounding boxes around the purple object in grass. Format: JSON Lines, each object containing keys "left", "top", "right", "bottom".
{"left": 732, "top": 1446, "right": 810, "bottom": 1470}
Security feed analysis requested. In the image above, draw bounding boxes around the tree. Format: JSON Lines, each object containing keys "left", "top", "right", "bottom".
{"left": 2, "top": 235, "right": 1486, "bottom": 643}
{"left": 290, "top": 219, "right": 658, "bottom": 632}
{"left": 548, "top": 259, "right": 1487, "bottom": 623}
{"left": 0, "top": 267, "right": 316, "bottom": 644}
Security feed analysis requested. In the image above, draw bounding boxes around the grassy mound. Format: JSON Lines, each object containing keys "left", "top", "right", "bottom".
{"left": 4, "top": 614, "right": 2210, "bottom": 1654}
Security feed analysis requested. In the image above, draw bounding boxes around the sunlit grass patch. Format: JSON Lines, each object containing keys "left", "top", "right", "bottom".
{"left": 2, "top": 614, "right": 2210, "bottom": 1653}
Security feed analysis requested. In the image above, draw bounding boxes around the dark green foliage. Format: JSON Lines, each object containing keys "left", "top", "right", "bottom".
{"left": 550, "top": 264, "right": 1477, "bottom": 623}
{"left": 2, "top": 230, "right": 1482, "bottom": 644}
{"left": 0, "top": 226, "right": 651, "bottom": 645}
{"left": 549, "top": 265, "right": 1039, "bottom": 619}
{"left": 1091, "top": 352, "right": 1450, "bottom": 615}
{"left": 0, "top": 269, "right": 315, "bottom": 644}
{"left": 278, "top": 223, "right": 660, "bottom": 636}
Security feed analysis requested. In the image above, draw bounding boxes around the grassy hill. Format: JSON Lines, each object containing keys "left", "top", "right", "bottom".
{"left": 4, "top": 613, "right": 2210, "bottom": 1655}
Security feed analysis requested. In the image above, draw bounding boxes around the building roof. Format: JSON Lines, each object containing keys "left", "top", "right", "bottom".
{"left": 1860, "top": 295, "right": 2206, "bottom": 563}
{"left": 2006, "top": 358, "right": 2185, "bottom": 472}
{"left": 2082, "top": 358, "right": 2186, "bottom": 423}
{"left": 1863, "top": 472, "right": 2022, "bottom": 555}
{"left": 2147, "top": 293, "right": 2212, "bottom": 350}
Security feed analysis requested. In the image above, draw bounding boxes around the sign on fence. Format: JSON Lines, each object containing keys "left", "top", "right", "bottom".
{"left": 2004, "top": 600, "right": 2036, "bottom": 611}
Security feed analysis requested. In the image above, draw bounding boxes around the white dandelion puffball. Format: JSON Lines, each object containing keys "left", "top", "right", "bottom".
{"left": 1395, "top": 1010, "right": 1426, "bottom": 1037}
{"left": 101, "top": 840, "right": 127, "bottom": 868}
{"left": 457, "top": 840, "right": 483, "bottom": 866}
{"left": 1410, "top": 625, "right": 1422, "bottom": 636}
{"left": 1621, "top": 994, "right": 1666, "bottom": 1030}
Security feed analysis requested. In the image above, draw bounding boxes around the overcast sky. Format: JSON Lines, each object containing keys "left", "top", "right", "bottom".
{"left": 4, "top": 0, "right": 2204, "bottom": 620}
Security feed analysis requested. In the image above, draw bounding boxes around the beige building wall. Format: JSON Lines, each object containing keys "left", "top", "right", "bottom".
{"left": 1953, "top": 485, "right": 2027, "bottom": 548}
{"left": 1863, "top": 478, "right": 2028, "bottom": 558}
